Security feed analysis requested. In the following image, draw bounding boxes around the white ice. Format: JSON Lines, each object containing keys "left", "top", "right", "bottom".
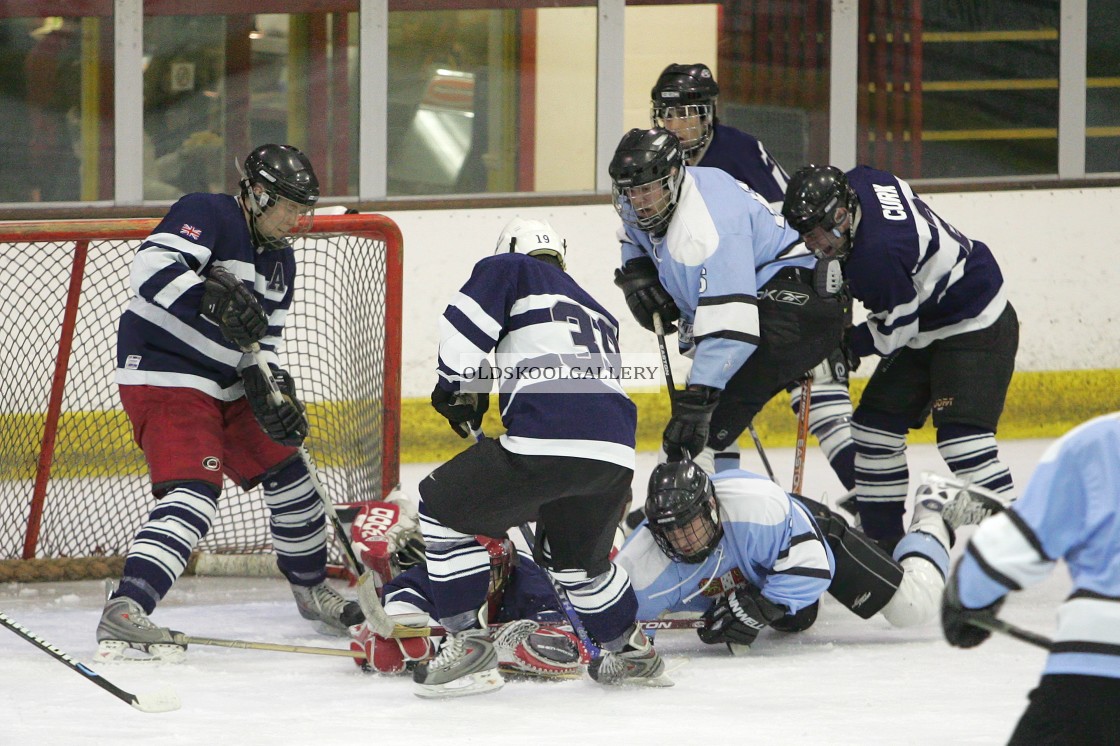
{"left": 1, "top": 439, "right": 1065, "bottom": 745}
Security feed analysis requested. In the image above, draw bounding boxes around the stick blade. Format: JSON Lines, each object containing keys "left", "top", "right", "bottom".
{"left": 130, "top": 689, "right": 181, "bottom": 713}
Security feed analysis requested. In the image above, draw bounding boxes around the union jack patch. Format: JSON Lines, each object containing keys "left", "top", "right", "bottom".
{"left": 180, "top": 224, "right": 202, "bottom": 239}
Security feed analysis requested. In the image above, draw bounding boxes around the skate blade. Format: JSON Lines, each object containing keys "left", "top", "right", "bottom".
{"left": 94, "top": 639, "right": 186, "bottom": 664}
{"left": 413, "top": 668, "right": 505, "bottom": 699}
{"left": 498, "top": 663, "right": 583, "bottom": 681}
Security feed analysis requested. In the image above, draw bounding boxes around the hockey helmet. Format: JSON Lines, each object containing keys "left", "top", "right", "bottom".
{"left": 609, "top": 128, "right": 685, "bottom": 236}
{"left": 782, "top": 164, "right": 860, "bottom": 260}
{"left": 494, "top": 217, "right": 567, "bottom": 270}
{"left": 239, "top": 144, "right": 320, "bottom": 250}
{"left": 650, "top": 63, "right": 719, "bottom": 164}
{"left": 645, "top": 461, "right": 723, "bottom": 563}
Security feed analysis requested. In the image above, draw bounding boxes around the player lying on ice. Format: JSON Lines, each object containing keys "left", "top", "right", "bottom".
{"left": 617, "top": 461, "right": 1013, "bottom": 652}
{"left": 344, "top": 499, "right": 584, "bottom": 680}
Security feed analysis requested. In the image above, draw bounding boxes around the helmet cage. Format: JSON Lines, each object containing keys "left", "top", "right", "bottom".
{"left": 782, "top": 165, "right": 858, "bottom": 259}
{"left": 651, "top": 102, "right": 716, "bottom": 163}
{"left": 645, "top": 463, "right": 723, "bottom": 563}
{"left": 612, "top": 169, "right": 684, "bottom": 235}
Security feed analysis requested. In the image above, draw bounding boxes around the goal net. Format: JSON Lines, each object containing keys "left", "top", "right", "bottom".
{"left": 0, "top": 214, "right": 401, "bottom": 581}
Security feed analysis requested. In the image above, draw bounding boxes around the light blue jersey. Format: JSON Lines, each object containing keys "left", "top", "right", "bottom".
{"left": 617, "top": 167, "right": 812, "bottom": 390}
{"left": 615, "top": 469, "right": 834, "bottom": 621}
{"left": 956, "top": 412, "right": 1120, "bottom": 679}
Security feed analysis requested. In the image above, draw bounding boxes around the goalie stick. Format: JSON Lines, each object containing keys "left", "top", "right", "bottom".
{"left": 0, "top": 611, "right": 180, "bottom": 713}
{"left": 247, "top": 345, "right": 364, "bottom": 579}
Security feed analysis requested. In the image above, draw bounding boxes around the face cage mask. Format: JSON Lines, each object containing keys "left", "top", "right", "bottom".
{"left": 613, "top": 168, "right": 683, "bottom": 235}
{"left": 652, "top": 103, "right": 714, "bottom": 163}
{"left": 242, "top": 179, "right": 316, "bottom": 251}
{"left": 649, "top": 499, "right": 722, "bottom": 564}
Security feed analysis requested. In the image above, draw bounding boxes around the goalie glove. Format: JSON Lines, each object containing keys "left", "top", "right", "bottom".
{"left": 200, "top": 266, "right": 268, "bottom": 349}
{"left": 349, "top": 496, "right": 424, "bottom": 590}
{"left": 349, "top": 615, "right": 434, "bottom": 674}
{"left": 698, "top": 583, "right": 788, "bottom": 653}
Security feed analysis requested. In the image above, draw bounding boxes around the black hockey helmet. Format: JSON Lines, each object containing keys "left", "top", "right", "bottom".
{"left": 608, "top": 128, "right": 685, "bottom": 236}
{"left": 650, "top": 63, "right": 719, "bottom": 163}
{"left": 782, "top": 164, "right": 860, "bottom": 259}
{"left": 645, "top": 461, "right": 722, "bottom": 563}
{"left": 239, "top": 143, "right": 320, "bottom": 250}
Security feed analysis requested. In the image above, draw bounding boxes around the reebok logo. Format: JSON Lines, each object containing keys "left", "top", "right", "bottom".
{"left": 760, "top": 288, "right": 809, "bottom": 305}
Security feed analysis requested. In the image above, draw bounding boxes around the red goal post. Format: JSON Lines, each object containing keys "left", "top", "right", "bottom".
{"left": 0, "top": 213, "right": 402, "bottom": 581}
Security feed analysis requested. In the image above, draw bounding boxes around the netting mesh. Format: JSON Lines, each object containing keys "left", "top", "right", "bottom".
{"left": 0, "top": 216, "right": 400, "bottom": 567}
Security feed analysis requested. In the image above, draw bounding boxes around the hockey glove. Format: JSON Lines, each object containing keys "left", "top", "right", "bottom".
{"left": 941, "top": 573, "right": 1005, "bottom": 649}
{"left": 350, "top": 497, "right": 425, "bottom": 589}
{"left": 430, "top": 384, "right": 489, "bottom": 438}
{"left": 201, "top": 266, "right": 268, "bottom": 349}
{"left": 613, "top": 257, "right": 680, "bottom": 334}
{"left": 663, "top": 385, "right": 719, "bottom": 460}
{"left": 698, "top": 584, "right": 788, "bottom": 651}
{"left": 242, "top": 364, "right": 309, "bottom": 446}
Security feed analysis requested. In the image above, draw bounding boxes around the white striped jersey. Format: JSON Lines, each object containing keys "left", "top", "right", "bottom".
{"left": 618, "top": 166, "right": 813, "bottom": 390}
{"left": 698, "top": 123, "right": 790, "bottom": 211}
{"left": 616, "top": 469, "right": 834, "bottom": 620}
{"left": 955, "top": 412, "right": 1120, "bottom": 679}
{"left": 116, "top": 193, "right": 292, "bottom": 399}
{"left": 844, "top": 166, "right": 1007, "bottom": 357}
{"left": 436, "top": 252, "right": 636, "bottom": 468}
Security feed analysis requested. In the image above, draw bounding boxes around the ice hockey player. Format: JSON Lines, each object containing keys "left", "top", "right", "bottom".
{"left": 411, "top": 217, "right": 669, "bottom": 697}
{"left": 943, "top": 412, "right": 1120, "bottom": 744}
{"left": 96, "top": 144, "right": 362, "bottom": 662}
{"left": 782, "top": 164, "right": 1018, "bottom": 552}
{"left": 617, "top": 461, "right": 1010, "bottom": 653}
{"left": 609, "top": 128, "right": 847, "bottom": 477}
{"left": 346, "top": 498, "right": 584, "bottom": 680}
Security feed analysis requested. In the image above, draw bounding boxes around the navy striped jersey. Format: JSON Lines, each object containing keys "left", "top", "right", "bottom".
{"left": 436, "top": 252, "right": 636, "bottom": 468}
{"left": 956, "top": 412, "right": 1120, "bottom": 679}
{"left": 618, "top": 166, "right": 814, "bottom": 390}
{"left": 616, "top": 469, "right": 834, "bottom": 620}
{"left": 844, "top": 166, "right": 1007, "bottom": 357}
{"left": 116, "top": 193, "right": 293, "bottom": 399}
{"left": 697, "top": 123, "right": 790, "bottom": 210}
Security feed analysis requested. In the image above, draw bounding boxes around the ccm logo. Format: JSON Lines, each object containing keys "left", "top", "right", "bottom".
{"left": 357, "top": 506, "right": 397, "bottom": 538}
{"left": 202, "top": 456, "right": 221, "bottom": 471}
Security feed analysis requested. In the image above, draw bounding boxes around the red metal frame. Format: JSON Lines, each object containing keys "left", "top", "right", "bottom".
{"left": 0, "top": 213, "right": 403, "bottom": 558}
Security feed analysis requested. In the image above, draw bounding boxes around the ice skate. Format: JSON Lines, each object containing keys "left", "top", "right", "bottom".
{"left": 915, "top": 472, "right": 1013, "bottom": 532}
{"left": 588, "top": 625, "right": 673, "bottom": 687}
{"left": 95, "top": 595, "right": 186, "bottom": 663}
{"left": 493, "top": 619, "right": 583, "bottom": 679}
{"left": 291, "top": 582, "right": 365, "bottom": 636}
{"left": 413, "top": 628, "right": 504, "bottom": 699}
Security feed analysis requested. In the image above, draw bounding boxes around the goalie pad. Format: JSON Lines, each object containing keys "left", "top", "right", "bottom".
{"left": 347, "top": 495, "right": 424, "bottom": 593}
{"left": 795, "top": 495, "right": 903, "bottom": 619}
{"left": 493, "top": 619, "right": 583, "bottom": 678}
{"left": 349, "top": 614, "right": 434, "bottom": 674}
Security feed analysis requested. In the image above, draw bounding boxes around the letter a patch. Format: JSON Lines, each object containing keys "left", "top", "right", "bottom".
{"left": 268, "top": 264, "right": 287, "bottom": 293}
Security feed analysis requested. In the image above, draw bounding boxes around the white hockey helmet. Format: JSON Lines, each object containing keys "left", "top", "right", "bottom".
{"left": 494, "top": 217, "right": 567, "bottom": 270}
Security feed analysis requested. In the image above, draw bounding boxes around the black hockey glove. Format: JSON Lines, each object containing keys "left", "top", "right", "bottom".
{"left": 431, "top": 384, "right": 489, "bottom": 438}
{"left": 839, "top": 326, "right": 861, "bottom": 374}
{"left": 698, "top": 584, "right": 788, "bottom": 650}
{"left": 663, "top": 385, "right": 719, "bottom": 460}
{"left": 941, "top": 573, "right": 1005, "bottom": 649}
{"left": 242, "top": 364, "right": 309, "bottom": 447}
{"left": 613, "top": 257, "right": 680, "bottom": 334}
{"left": 201, "top": 267, "right": 268, "bottom": 349}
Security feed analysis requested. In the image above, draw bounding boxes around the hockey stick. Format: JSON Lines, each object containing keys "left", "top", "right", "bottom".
{"left": 246, "top": 345, "right": 364, "bottom": 579}
{"left": 791, "top": 375, "right": 813, "bottom": 494}
{"left": 966, "top": 615, "right": 1054, "bottom": 651}
{"left": 175, "top": 633, "right": 366, "bottom": 659}
{"left": 0, "top": 611, "right": 180, "bottom": 713}
{"left": 747, "top": 423, "right": 778, "bottom": 484}
{"left": 388, "top": 617, "right": 704, "bottom": 640}
{"left": 652, "top": 312, "right": 676, "bottom": 393}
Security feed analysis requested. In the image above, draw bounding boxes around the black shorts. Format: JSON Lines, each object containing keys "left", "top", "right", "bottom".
{"left": 709, "top": 267, "right": 847, "bottom": 450}
{"left": 1008, "top": 673, "right": 1120, "bottom": 745}
{"left": 418, "top": 436, "right": 632, "bottom": 577}
{"left": 856, "top": 302, "right": 1018, "bottom": 432}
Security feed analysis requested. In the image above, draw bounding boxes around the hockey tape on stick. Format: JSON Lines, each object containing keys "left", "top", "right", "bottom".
{"left": 246, "top": 344, "right": 364, "bottom": 579}
{"left": 967, "top": 615, "right": 1053, "bottom": 651}
{"left": 1, "top": 611, "right": 180, "bottom": 713}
